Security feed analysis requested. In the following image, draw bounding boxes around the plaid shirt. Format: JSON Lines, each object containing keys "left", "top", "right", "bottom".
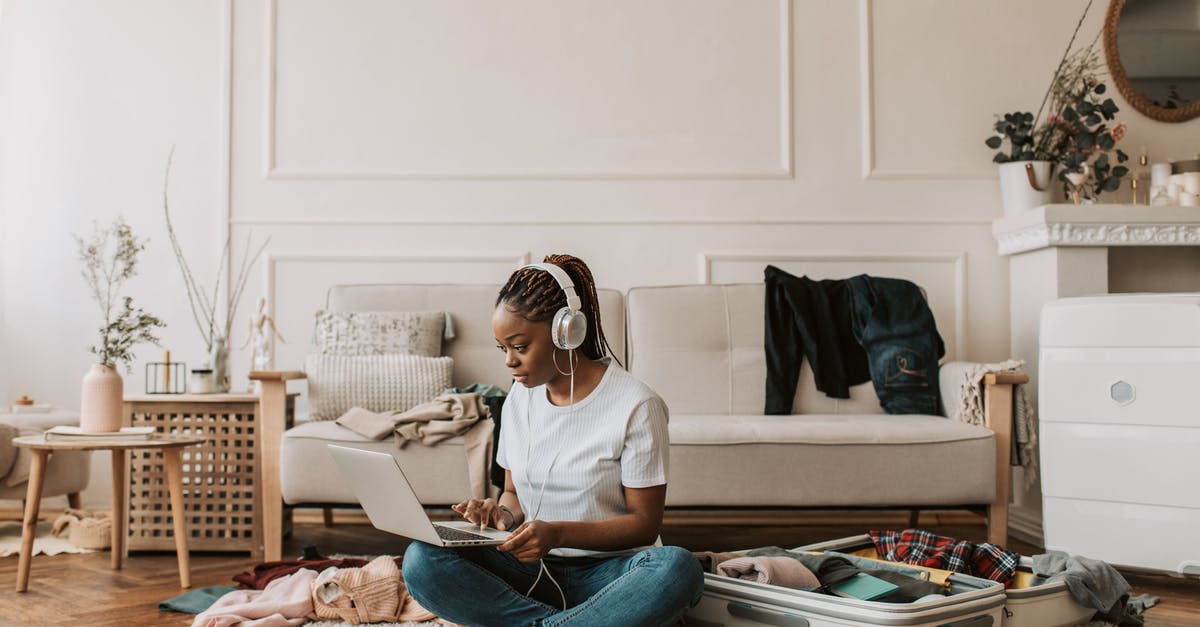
{"left": 868, "top": 529, "right": 1020, "bottom": 586}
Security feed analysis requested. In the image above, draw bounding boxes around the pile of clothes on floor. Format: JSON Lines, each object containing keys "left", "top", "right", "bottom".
{"left": 162, "top": 551, "right": 446, "bottom": 626}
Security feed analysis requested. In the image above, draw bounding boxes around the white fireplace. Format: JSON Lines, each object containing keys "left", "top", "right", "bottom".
{"left": 993, "top": 204, "right": 1200, "bottom": 544}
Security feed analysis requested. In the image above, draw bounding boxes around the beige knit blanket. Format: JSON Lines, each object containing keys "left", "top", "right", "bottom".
{"left": 336, "top": 393, "right": 498, "bottom": 500}
{"left": 950, "top": 359, "right": 1038, "bottom": 490}
{"left": 312, "top": 555, "right": 436, "bottom": 624}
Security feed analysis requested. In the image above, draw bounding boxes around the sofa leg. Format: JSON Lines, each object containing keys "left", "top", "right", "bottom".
{"left": 987, "top": 502, "right": 1009, "bottom": 547}
{"left": 323, "top": 508, "right": 334, "bottom": 527}
{"left": 255, "top": 375, "right": 293, "bottom": 563}
{"left": 67, "top": 493, "right": 82, "bottom": 510}
{"left": 983, "top": 375, "right": 1017, "bottom": 549}
{"left": 907, "top": 509, "right": 920, "bottom": 528}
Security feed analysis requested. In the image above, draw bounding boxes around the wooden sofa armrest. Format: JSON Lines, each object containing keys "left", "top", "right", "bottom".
{"left": 250, "top": 370, "right": 306, "bottom": 562}
{"left": 980, "top": 370, "right": 1028, "bottom": 548}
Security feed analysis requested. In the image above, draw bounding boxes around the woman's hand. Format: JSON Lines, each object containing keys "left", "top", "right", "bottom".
{"left": 497, "top": 520, "right": 561, "bottom": 562}
{"left": 451, "top": 498, "right": 505, "bottom": 531}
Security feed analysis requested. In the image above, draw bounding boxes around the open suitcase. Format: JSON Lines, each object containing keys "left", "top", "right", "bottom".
{"left": 684, "top": 545, "right": 1006, "bottom": 626}
{"left": 798, "top": 535, "right": 1094, "bottom": 627}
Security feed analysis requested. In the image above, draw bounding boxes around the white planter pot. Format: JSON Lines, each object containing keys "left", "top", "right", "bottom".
{"left": 80, "top": 363, "right": 123, "bottom": 433}
{"left": 998, "top": 161, "right": 1054, "bottom": 216}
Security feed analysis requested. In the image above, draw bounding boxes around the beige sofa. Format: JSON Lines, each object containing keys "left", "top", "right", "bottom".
{"left": 254, "top": 283, "right": 1021, "bottom": 562}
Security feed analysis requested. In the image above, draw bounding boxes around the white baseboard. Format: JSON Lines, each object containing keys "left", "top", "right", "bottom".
{"left": 1008, "top": 504, "right": 1044, "bottom": 547}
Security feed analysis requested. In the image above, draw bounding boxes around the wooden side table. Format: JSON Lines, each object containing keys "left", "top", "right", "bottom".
{"left": 123, "top": 393, "right": 296, "bottom": 559}
{"left": 12, "top": 433, "right": 207, "bottom": 593}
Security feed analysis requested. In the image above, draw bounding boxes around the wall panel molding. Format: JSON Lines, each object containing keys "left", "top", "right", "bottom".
{"left": 261, "top": 0, "right": 793, "bottom": 180}
{"left": 859, "top": 0, "right": 994, "bottom": 181}
{"left": 262, "top": 251, "right": 531, "bottom": 318}
{"left": 233, "top": 215, "right": 993, "bottom": 227}
{"left": 219, "top": 0, "right": 234, "bottom": 305}
{"left": 699, "top": 249, "right": 968, "bottom": 357}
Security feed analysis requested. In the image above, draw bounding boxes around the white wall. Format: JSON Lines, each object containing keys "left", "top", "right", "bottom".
{"left": 0, "top": 0, "right": 226, "bottom": 507}
{"left": 2, "top": 0, "right": 1198, "bottom": 511}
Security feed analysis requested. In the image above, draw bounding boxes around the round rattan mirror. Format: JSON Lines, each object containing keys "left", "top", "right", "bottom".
{"left": 1103, "top": 0, "right": 1200, "bottom": 122}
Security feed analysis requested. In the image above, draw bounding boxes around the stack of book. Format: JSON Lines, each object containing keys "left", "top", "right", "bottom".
{"left": 44, "top": 425, "right": 156, "bottom": 442}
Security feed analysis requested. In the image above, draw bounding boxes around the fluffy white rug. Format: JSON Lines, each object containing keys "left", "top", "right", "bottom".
{"left": 0, "top": 520, "right": 96, "bottom": 557}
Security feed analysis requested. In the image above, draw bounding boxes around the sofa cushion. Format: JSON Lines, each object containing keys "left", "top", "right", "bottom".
{"left": 665, "top": 413, "right": 995, "bottom": 507}
{"left": 326, "top": 284, "right": 625, "bottom": 390}
{"left": 314, "top": 310, "right": 446, "bottom": 357}
{"left": 628, "top": 284, "right": 887, "bottom": 416}
{"left": 281, "top": 420, "right": 472, "bottom": 505}
{"left": 305, "top": 354, "right": 453, "bottom": 420}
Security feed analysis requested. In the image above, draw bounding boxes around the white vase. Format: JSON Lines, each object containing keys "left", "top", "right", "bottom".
{"left": 998, "top": 161, "right": 1054, "bottom": 216}
{"left": 80, "top": 363, "right": 123, "bottom": 433}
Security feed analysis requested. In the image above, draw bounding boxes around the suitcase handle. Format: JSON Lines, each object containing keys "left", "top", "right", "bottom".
{"left": 726, "top": 601, "right": 810, "bottom": 626}
{"left": 937, "top": 615, "right": 993, "bottom": 627}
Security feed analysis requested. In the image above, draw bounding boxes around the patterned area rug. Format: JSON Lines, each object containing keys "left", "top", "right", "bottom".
{"left": 0, "top": 520, "right": 95, "bottom": 557}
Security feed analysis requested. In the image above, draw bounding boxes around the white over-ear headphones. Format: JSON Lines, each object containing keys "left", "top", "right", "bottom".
{"left": 521, "top": 262, "right": 587, "bottom": 351}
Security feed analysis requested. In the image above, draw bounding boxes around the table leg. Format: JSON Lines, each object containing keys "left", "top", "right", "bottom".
{"left": 110, "top": 449, "right": 127, "bottom": 570}
{"left": 163, "top": 448, "right": 191, "bottom": 588}
{"left": 15, "top": 450, "right": 49, "bottom": 593}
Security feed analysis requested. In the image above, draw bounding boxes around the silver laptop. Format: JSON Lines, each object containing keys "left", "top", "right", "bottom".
{"left": 327, "top": 444, "right": 510, "bottom": 547}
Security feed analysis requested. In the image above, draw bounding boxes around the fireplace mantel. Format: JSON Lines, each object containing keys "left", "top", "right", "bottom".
{"left": 992, "top": 204, "right": 1200, "bottom": 256}
{"left": 991, "top": 202, "right": 1200, "bottom": 545}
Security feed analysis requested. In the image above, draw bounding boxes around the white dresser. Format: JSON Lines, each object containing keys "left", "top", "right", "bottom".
{"left": 1039, "top": 294, "right": 1200, "bottom": 574}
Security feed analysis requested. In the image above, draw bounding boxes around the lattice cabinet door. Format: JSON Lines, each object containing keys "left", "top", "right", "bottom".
{"left": 122, "top": 394, "right": 294, "bottom": 559}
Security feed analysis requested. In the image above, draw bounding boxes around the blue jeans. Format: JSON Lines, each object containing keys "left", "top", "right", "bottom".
{"left": 402, "top": 541, "right": 704, "bottom": 627}
{"left": 846, "top": 275, "right": 945, "bottom": 415}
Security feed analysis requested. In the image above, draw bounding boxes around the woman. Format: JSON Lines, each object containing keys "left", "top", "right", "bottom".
{"left": 403, "top": 254, "right": 703, "bottom": 626}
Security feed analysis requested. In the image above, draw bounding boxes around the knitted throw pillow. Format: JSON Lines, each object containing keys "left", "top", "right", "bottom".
{"left": 305, "top": 354, "right": 453, "bottom": 420}
{"left": 314, "top": 310, "right": 446, "bottom": 357}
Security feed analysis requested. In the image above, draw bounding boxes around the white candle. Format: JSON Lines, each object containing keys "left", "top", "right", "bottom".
{"left": 1150, "top": 163, "right": 1172, "bottom": 188}
{"left": 1184, "top": 172, "right": 1200, "bottom": 195}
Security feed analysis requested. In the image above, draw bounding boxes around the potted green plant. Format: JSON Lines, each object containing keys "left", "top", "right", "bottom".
{"left": 986, "top": 4, "right": 1129, "bottom": 213}
{"left": 76, "top": 218, "right": 164, "bottom": 432}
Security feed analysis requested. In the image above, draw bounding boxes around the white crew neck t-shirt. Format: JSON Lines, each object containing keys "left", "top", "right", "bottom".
{"left": 495, "top": 358, "right": 670, "bottom": 557}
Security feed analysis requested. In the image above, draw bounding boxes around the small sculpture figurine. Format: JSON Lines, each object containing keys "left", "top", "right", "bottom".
{"left": 241, "top": 297, "right": 285, "bottom": 392}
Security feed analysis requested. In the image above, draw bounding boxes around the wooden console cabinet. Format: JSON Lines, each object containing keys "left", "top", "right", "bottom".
{"left": 123, "top": 392, "right": 296, "bottom": 558}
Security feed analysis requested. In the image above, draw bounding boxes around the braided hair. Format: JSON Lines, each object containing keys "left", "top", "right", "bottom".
{"left": 496, "top": 254, "right": 616, "bottom": 363}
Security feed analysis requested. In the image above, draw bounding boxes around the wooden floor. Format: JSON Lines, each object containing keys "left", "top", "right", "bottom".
{"left": 1, "top": 510, "right": 1198, "bottom": 626}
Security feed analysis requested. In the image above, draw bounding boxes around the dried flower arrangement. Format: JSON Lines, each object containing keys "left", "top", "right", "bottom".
{"left": 75, "top": 218, "right": 164, "bottom": 370}
{"left": 161, "top": 149, "right": 269, "bottom": 391}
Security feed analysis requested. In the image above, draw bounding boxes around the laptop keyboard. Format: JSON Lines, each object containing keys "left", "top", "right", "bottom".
{"left": 436, "top": 526, "right": 493, "bottom": 542}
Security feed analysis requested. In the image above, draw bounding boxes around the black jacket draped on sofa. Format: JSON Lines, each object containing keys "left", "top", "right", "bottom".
{"left": 764, "top": 266, "right": 945, "bottom": 416}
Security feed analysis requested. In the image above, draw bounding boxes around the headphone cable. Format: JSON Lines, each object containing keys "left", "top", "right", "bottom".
{"left": 524, "top": 348, "right": 574, "bottom": 610}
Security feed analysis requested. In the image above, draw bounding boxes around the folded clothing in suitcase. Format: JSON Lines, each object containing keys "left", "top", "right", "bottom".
{"left": 798, "top": 534, "right": 1095, "bottom": 627}
{"left": 686, "top": 545, "right": 1006, "bottom": 627}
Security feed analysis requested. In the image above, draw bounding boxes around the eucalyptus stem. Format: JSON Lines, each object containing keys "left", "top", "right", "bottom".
{"left": 1033, "top": 0, "right": 1094, "bottom": 150}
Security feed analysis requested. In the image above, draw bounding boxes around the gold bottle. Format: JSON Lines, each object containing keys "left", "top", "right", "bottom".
{"left": 1132, "top": 149, "right": 1150, "bottom": 205}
